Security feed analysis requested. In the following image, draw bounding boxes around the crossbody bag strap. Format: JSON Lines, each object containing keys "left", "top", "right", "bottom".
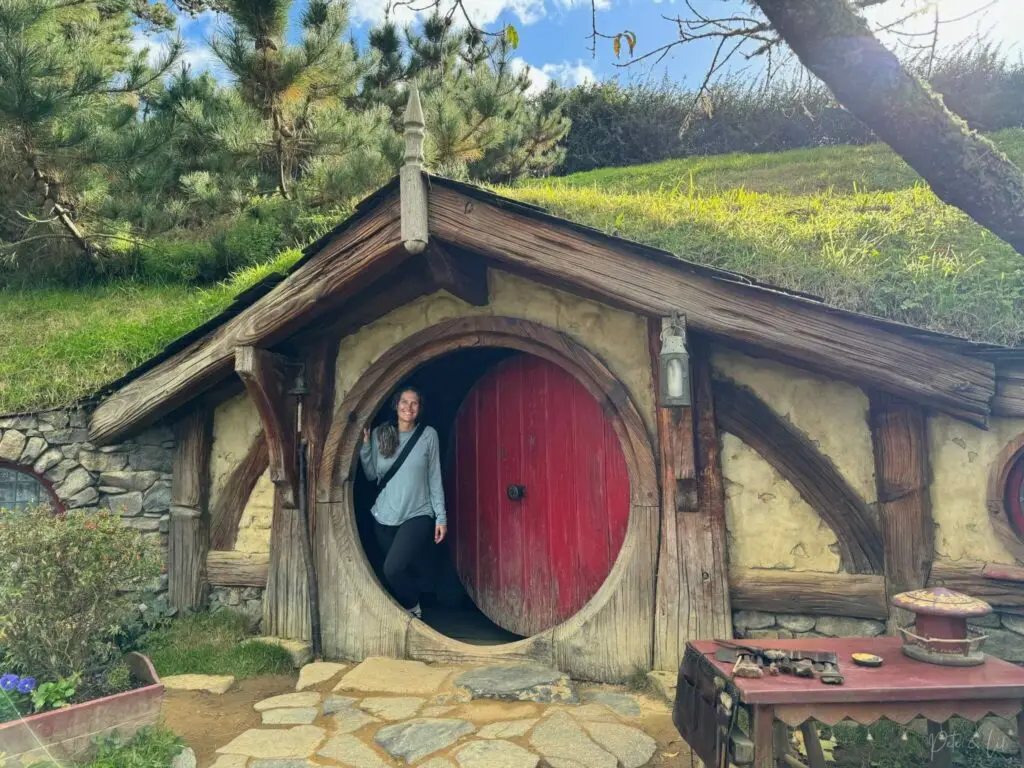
{"left": 377, "top": 424, "right": 425, "bottom": 490}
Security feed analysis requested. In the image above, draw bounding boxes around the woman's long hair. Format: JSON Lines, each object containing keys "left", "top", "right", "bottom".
{"left": 377, "top": 386, "right": 424, "bottom": 458}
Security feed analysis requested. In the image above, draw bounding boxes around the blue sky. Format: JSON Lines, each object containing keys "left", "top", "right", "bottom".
{"left": 155, "top": 0, "right": 1024, "bottom": 91}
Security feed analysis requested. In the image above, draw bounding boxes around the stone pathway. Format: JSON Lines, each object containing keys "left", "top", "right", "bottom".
{"left": 211, "top": 658, "right": 666, "bottom": 768}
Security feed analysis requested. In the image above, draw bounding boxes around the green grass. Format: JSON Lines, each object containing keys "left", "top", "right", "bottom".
{"left": 505, "top": 130, "right": 1024, "bottom": 348}
{"left": 3, "top": 131, "right": 1024, "bottom": 415}
{"left": 139, "top": 611, "right": 294, "bottom": 679}
{"left": 20, "top": 727, "right": 184, "bottom": 768}
{"left": 527, "top": 128, "right": 1024, "bottom": 197}
{"left": 0, "top": 248, "right": 302, "bottom": 415}
{"left": 76, "top": 728, "right": 184, "bottom": 768}
{"left": 830, "top": 719, "right": 1021, "bottom": 768}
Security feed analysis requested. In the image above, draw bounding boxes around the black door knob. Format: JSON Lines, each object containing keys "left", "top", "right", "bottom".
{"left": 507, "top": 484, "right": 526, "bottom": 501}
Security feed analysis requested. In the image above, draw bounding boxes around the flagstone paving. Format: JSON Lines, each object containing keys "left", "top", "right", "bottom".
{"left": 209, "top": 658, "right": 670, "bottom": 767}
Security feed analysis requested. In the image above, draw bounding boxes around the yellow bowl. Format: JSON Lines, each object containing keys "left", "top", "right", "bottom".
{"left": 851, "top": 652, "right": 883, "bottom": 667}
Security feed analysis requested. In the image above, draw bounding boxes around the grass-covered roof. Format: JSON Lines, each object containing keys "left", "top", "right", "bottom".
{"left": 3, "top": 130, "right": 1023, "bottom": 415}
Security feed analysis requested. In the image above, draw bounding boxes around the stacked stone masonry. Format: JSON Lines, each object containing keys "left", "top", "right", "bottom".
{"left": 0, "top": 407, "right": 174, "bottom": 596}
{"left": 733, "top": 609, "right": 1024, "bottom": 662}
{"left": 209, "top": 586, "right": 266, "bottom": 631}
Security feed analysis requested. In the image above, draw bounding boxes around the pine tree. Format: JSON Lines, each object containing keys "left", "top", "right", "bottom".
{"left": 210, "top": 0, "right": 394, "bottom": 201}
{"left": 0, "top": 0, "right": 181, "bottom": 262}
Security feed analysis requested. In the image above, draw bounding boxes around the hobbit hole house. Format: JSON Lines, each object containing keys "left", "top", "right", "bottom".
{"left": 6, "top": 90, "right": 1024, "bottom": 681}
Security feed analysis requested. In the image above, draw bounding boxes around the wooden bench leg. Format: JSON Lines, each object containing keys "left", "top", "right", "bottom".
{"left": 773, "top": 720, "right": 789, "bottom": 767}
{"left": 752, "top": 706, "right": 775, "bottom": 768}
{"left": 800, "top": 721, "right": 827, "bottom": 768}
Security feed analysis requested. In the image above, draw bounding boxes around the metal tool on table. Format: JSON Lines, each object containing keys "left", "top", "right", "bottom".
{"left": 713, "top": 640, "right": 845, "bottom": 685}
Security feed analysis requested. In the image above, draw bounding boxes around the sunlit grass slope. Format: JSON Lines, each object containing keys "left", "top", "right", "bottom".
{"left": 508, "top": 129, "right": 1024, "bottom": 347}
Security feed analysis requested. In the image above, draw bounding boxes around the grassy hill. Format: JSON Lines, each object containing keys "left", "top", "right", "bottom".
{"left": 3, "top": 130, "right": 1023, "bottom": 414}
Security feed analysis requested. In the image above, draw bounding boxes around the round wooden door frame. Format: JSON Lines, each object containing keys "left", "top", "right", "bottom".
{"left": 985, "top": 434, "right": 1024, "bottom": 563}
{"left": 317, "top": 315, "right": 658, "bottom": 672}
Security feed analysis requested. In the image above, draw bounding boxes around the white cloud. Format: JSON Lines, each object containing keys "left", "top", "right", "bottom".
{"left": 868, "top": 0, "right": 1024, "bottom": 55}
{"left": 555, "top": 0, "right": 609, "bottom": 10}
{"left": 540, "top": 59, "right": 596, "bottom": 87}
{"left": 512, "top": 56, "right": 596, "bottom": 94}
{"left": 350, "top": 0, "right": 547, "bottom": 27}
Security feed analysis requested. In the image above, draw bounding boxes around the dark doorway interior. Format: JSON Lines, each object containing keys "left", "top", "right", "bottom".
{"left": 354, "top": 347, "right": 524, "bottom": 645}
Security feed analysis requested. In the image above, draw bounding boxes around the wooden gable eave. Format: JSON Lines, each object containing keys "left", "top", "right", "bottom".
{"left": 427, "top": 182, "right": 996, "bottom": 426}
{"left": 88, "top": 193, "right": 404, "bottom": 445}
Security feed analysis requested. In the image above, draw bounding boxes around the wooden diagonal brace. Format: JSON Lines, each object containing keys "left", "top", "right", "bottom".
{"left": 235, "top": 346, "right": 299, "bottom": 506}
{"left": 425, "top": 242, "right": 488, "bottom": 306}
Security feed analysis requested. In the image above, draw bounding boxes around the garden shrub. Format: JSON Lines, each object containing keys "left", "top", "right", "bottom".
{"left": 0, "top": 507, "right": 161, "bottom": 684}
{"left": 139, "top": 238, "right": 219, "bottom": 284}
{"left": 212, "top": 214, "right": 283, "bottom": 277}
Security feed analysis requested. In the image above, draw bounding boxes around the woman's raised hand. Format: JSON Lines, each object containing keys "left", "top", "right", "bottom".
{"left": 362, "top": 427, "right": 370, "bottom": 444}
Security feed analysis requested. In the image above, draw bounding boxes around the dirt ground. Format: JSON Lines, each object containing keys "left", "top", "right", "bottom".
{"left": 160, "top": 675, "right": 295, "bottom": 766}
{"left": 160, "top": 673, "right": 691, "bottom": 768}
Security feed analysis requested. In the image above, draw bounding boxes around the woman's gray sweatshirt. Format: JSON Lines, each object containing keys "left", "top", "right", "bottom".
{"left": 359, "top": 425, "right": 447, "bottom": 527}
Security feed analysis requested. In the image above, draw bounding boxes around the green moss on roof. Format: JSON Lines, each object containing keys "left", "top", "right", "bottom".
{"left": 3, "top": 131, "right": 1023, "bottom": 415}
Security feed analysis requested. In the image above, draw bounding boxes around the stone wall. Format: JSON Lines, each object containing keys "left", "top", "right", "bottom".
{"left": 734, "top": 609, "right": 1024, "bottom": 665}
{"left": 733, "top": 610, "right": 886, "bottom": 641}
{"left": 0, "top": 407, "right": 174, "bottom": 594}
{"left": 208, "top": 585, "right": 264, "bottom": 631}
{"left": 968, "top": 610, "right": 1024, "bottom": 663}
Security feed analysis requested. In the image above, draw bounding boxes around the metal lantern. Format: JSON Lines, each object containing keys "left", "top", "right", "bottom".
{"left": 659, "top": 313, "right": 691, "bottom": 407}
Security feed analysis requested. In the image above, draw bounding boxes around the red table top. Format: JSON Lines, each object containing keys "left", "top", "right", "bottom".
{"left": 689, "top": 637, "right": 1024, "bottom": 705}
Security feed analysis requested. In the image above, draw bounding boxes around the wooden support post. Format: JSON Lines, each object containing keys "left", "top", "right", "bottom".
{"left": 236, "top": 346, "right": 311, "bottom": 641}
{"left": 169, "top": 408, "right": 212, "bottom": 612}
{"left": 870, "top": 394, "right": 933, "bottom": 632}
{"left": 651, "top": 321, "right": 732, "bottom": 672}
{"left": 236, "top": 347, "right": 299, "bottom": 505}
{"left": 264, "top": 485, "right": 311, "bottom": 640}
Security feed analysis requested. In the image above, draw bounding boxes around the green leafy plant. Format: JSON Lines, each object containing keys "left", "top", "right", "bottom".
{"left": 0, "top": 508, "right": 161, "bottom": 683}
{"left": 76, "top": 727, "right": 183, "bottom": 768}
{"left": 30, "top": 675, "right": 78, "bottom": 713}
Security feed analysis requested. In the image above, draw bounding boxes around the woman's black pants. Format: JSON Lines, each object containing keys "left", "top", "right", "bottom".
{"left": 373, "top": 515, "right": 434, "bottom": 609}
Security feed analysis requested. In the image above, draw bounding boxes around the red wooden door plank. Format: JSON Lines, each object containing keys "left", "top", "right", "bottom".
{"left": 449, "top": 353, "right": 630, "bottom": 636}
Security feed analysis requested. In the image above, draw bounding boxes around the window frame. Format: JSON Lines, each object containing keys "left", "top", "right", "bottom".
{"left": 1006, "top": 453, "right": 1024, "bottom": 541}
{"left": 0, "top": 461, "right": 62, "bottom": 514}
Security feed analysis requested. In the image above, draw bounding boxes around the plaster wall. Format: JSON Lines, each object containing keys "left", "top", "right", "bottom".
{"left": 712, "top": 347, "right": 877, "bottom": 504}
{"left": 209, "top": 392, "right": 274, "bottom": 553}
{"left": 332, "top": 269, "right": 656, "bottom": 434}
{"left": 235, "top": 470, "right": 274, "bottom": 554}
{"left": 721, "top": 433, "right": 841, "bottom": 573}
{"left": 929, "top": 413, "right": 1024, "bottom": 564}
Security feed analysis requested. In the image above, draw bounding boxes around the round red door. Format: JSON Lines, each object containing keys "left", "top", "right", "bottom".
{"left": 447, "top": 352, "right": 630, "bottom": 637}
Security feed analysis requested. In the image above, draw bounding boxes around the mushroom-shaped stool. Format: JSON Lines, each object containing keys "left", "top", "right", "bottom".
{"left": 892, "top": 587, "right": 993, "bottom": 667}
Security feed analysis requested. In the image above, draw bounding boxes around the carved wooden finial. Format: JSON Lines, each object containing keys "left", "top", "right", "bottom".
{"left": 403, "top": 86, "right": 425, "bottom": 170}
{"left": 400, "top": 85, "right": 428, "bottom": 253}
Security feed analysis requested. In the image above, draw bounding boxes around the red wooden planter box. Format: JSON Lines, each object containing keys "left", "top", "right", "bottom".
{"left": 0, "top": 653, "right": 164, "bottom": 765}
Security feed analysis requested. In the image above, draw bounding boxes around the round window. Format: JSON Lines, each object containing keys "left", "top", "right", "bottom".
{"left": 0, "top": 466, "right": 53, "bottom": 513}
{"left": 1005, "top": 454, "right": 1024, "bottom": 540}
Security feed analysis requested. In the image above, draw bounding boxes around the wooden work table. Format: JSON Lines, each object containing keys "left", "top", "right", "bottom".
{"left": 674, "top": 637, "right": 1024, "bottom": 768}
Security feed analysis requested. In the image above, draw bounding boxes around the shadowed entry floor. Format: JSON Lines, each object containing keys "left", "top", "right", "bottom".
{"left": 353, "top": 347, "right": 524, "bottom": 646}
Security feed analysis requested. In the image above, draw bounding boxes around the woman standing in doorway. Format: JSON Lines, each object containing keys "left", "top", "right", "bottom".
{"left": 359, "top": 386, "right": 447, "bottom": 619}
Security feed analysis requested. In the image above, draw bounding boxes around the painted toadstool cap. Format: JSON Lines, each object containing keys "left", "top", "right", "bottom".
{"left": 891, "top": 587, "right": 992, "bottom": 617}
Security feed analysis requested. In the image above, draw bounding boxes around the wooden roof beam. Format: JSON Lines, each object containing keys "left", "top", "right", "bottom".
{"left": 428, "top": 185, "right": 995, "bottom": 424}
{"left": 89, "top": 198, "right": 403, "bottom": 445}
